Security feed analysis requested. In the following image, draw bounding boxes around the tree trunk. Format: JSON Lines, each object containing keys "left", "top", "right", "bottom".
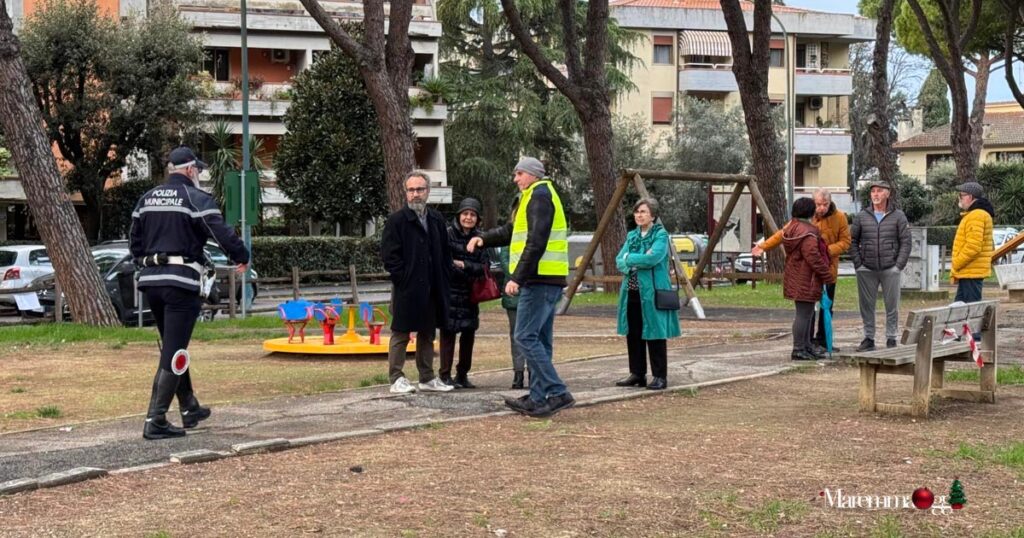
{"left": 966, "top": 53, "right": 993, "bottom": 168}
{"left": 867, "top": 0, "right": 901, "bottom": 207}
{"left": 579, "top": 103, "right": 627, "bottom": 276}
{"left": 0, "top": 4, "right": 121, "bottom": 326}
{"left": 364, "top": 71, "right": 416, "bottom": 211}
{"left": 720, "top": 0, "right": 787, "bottom": 273}
{"left": 80, "top": 188, "right": 102, "bottom": 241}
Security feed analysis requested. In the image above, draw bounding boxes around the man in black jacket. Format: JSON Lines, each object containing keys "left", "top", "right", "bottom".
{"left": 849, "top": 181, "right": 911, "bottom": 351}
{"left": 380, "top": 171, "right": 454, "bottom": 394}
{"left": 130, "top": 146, "right": 249, "bottom": 440}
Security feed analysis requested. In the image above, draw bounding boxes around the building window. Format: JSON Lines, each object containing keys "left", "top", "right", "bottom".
{"left": 769, "top": 48, "right": 784, "bottom": 68}
{"left": 652, "top": 96, "right": 673, "bottom": 125}
{"left": 926, "top": 154, "right": 954, "bottom": 170}
{"left": 653, "top": 35, "right": 673, "bottom": 65}
{"left": 203, "top": 48, "right": 230, "bottom": 82}
{"left": 995, "top": 151, "right": 1024, "bottom": 163}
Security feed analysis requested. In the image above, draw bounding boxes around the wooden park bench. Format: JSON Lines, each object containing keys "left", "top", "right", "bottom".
{"left": 840, "top": 300, "right": 999, "bottom": 418}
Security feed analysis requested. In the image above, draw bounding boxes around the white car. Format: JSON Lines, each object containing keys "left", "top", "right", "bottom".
{"left": 0, "top": 245, "right": 53, "bottom": 308}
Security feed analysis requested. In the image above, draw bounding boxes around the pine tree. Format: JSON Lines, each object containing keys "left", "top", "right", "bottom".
{"left": 917, "top": 69, "right": 950, "bottom": 130}
{"left": 948, "top": 478, "right": 966, "bottom": 509}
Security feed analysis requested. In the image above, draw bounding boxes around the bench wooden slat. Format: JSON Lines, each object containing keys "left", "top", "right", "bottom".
{"left": 933, "top": 389, "right": 995, "bottom": 403}
{"left": 875, "top": 402, "right": 914, "bottom": 415}
{"left": 902, "top": 301, "right": 997, "bottom": 345}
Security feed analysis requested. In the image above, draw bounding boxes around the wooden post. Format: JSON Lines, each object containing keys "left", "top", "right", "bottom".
{"left": 911, "top": 317, "right": 934, "bottom": 417}
{"left": 859, "top": 364, "right": 877, "bottom": 412}
{"left": 979, "top": 305, "right": 997, "bottom": 397}
{"left": 54, "top": 279, "right": 63, "bottom": 323}
{"left": 291, "top": 266, "right": 300, "bottom": 300}
{"left": 746, "top": 179, "right": 779, "bottom": 235}
{"left": 559, "top": 173, "right": 631, "bottom": 314}
{"left": 630, "top": 173, "right": 704, "bottom": 319}
{"left": 349, "top": 264, "right": 360, "bottom": 304}
{"left": 228, "top": 270, "right": 237, "bottom": 319}
{"left": 690, "top": 182, "right": 745, "bottom": 288}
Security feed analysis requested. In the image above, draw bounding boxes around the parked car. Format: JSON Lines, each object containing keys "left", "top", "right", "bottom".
{"left": 732, "top": 253, "right": 765, "bottom": 284}
{"left": 29, "top": 242, "right": 257, "bottom": 325}
{"left": 0, "top": 245, "right": 53, "bottom": 311}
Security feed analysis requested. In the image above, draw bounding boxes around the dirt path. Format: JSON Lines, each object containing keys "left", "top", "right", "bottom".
{"left": 2, "top": 365, "right": 1023, "bottom": 537}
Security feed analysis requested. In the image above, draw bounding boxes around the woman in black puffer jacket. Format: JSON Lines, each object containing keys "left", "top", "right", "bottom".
{"left": 440, "top": 197, "right": 488, "bottom": 388}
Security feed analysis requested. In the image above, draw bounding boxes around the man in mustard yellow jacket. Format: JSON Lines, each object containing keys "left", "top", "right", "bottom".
{"left": 951, "top": 182, "right": 994, "bottom": 303}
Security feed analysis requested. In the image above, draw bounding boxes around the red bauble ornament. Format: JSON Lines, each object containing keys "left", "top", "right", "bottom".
{"left": 912, "top": 487, "right": 934, "bottom": 510}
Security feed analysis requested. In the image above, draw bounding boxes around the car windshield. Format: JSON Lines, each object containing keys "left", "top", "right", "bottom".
{"left": 92, "top": 249, "right": 127, "bottom": 275}
{"left": 0, "top": 251, "right": 17, "bottom": 266}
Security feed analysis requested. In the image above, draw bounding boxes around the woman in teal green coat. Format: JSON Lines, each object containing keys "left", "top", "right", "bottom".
{"left": 614, "top": 198, "right": 681, "bottom": 390}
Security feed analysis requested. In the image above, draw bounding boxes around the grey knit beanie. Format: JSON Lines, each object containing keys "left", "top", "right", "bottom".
{"left": 514, "top": 157, "right": 545, "bottom": 178}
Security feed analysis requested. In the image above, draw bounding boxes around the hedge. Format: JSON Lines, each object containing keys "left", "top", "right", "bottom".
{"left": 922, "top": 226, "right": 957, "bottom": 249}
{"left": 251, "top": 236, "right": 382, "bottom": 278}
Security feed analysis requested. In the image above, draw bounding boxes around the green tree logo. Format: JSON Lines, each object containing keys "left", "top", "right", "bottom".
{"left": 949, "top": 478, "right": 966, "bottom": 510}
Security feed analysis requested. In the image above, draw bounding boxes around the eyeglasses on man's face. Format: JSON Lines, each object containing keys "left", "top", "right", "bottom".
{"left": 406, "top": 187, "right": 429, "bottom": 194}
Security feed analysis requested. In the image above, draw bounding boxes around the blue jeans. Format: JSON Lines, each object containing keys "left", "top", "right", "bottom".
{"left": 515, "top": 283, "right": 568, "bottom": 403}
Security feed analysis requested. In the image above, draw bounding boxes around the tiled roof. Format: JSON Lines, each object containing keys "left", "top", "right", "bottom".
{"left": 894, "top": 111, "right": 1024, "bottom": 150}
{"left": 609, "top": 0, "right": 819, "bottom": 14}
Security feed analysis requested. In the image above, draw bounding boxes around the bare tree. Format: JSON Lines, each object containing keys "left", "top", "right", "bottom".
{"left": 499, "top": 0, "right": 626, "bottom": 275}
{"left": 0, "top": 0, "right": 120, "bottom": 326}
{"left": 297, "top": 0, "right": 416, "bottom": 211}
{"left": 718, "top": 0, "right": 786, "bottom": 272}
{"left": 904, "top": 0, "right": 989, "bottom": 181}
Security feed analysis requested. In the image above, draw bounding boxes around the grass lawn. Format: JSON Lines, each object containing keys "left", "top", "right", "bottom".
{"left": 550, "top": 277, "right": 950, "bottom": 312}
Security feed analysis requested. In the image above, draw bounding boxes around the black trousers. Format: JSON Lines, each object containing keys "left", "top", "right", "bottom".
{"left": 794, "top": 300, "right": 815, "bottom": 352}
{"left": 812, "top": 283, "right": 836, "bottom": 344}
{"left": 145, "top": 286, "right": 202, "bottom": 401}
{"left": 439, "top": 329, "right": 476, "bottom": 377}
{"left": 626, "top": 291, "right": 667, "bottom": 378}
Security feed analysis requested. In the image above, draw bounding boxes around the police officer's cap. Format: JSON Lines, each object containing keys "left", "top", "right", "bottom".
{"left": 168, "top": 146, "right": 208, "bottom": 171}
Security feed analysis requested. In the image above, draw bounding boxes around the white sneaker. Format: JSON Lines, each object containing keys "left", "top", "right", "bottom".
{"left": 390, "top": 377, "right": 416, "bottom": 394}
{"left": 418, "top": 377, "right": 454, "bottom": 392}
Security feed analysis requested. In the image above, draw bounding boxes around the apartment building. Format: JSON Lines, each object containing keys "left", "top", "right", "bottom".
{"left": 610, "top": 0, "right": 874, "bottom": 218}
{"left": 3, "top": 0, "right": 450, "bottom": 236}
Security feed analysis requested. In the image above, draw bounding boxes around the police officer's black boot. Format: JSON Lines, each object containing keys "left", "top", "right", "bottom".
{"left": 143, "top": 369, "right": 186, "bottom": 440}
{"left": 176, "top": 370, "right": 211, "bottom": 429}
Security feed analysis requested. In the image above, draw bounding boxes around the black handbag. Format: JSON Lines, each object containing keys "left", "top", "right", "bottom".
{"left": 650, "top": 268, "right": 681, "bottom": 311}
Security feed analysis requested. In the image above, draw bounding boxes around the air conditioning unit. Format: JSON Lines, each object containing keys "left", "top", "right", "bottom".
{"left": 808, "top": 96, "right": 823, "bottom": 110}
{"left": 808, "top": 155, "right": 822, "bottom": 168}
{"left": 271, "top": 49, "right": 291, "bottom": 63}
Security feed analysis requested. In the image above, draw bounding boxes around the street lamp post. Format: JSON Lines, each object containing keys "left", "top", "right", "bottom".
{"left": 240, "top": 0, "right": 252, "bottom": 317}
{"left": 771, "top": 12, "right": 794, "bottom": 220}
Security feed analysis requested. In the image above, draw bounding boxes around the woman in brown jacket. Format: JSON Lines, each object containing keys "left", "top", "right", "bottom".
{"left": 782, "top": 197, "right": 836, "bottom": 360}
{"left": 754, "top": 189, "right": 850, "bottom": 352}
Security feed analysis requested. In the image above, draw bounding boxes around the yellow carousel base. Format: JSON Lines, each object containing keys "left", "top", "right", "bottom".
{"left": 263, "top": 335, "right": 419, "bottom": 355}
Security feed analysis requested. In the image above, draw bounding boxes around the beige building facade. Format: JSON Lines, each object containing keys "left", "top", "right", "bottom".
{"left": 895, "top": 102, "right": 1024, "bottom": 183}
{"left": 610, "top": 0, "right": 875, "bottom": 213}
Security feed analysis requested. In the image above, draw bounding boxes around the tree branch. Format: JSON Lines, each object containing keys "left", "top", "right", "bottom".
{"left": 1005, "top": 12, "right": 1024, "bottom": 108}
{"left": 297, "top": 0, "right": 369, "bottom": 63}
{"left": 958, "top": 0, "right": 983, "bottom": 52}
{"left": 499, "top": 0, "right": 580, "bottom": 104}
{"left": 904, "top": 0, "right": 959, "bottom": 87}
{"left": 581, "top": 0, "right": 610, "bottom": 84}
{"left": 558, "top": 0, "right": 582, "bottom": 82}
{"left": 386, "top": 0, "right": 414, "bottom": 86}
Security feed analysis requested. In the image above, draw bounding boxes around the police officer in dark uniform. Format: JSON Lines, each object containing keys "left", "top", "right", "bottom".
{"left": 130, "top": 146, "right": 249, "bottom": 440}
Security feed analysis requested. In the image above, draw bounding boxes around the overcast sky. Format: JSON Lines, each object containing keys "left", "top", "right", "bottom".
{"left": 785, "top": 0, "right": 1020, "bottom": 104}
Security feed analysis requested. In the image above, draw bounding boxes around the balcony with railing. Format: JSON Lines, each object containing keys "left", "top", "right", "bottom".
{"left": 795, "top": 67, "right": 853, "bottom": 96}
{"left": 678, "top": 63, "right": 737, "bottom": 93}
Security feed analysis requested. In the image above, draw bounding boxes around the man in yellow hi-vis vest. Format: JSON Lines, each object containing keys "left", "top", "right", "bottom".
{"left": 468, "top": 157, "right": 574, "bottom": 418}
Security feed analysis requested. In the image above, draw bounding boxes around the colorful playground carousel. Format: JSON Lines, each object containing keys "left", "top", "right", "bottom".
{"left": 262, "top": 299, "right": 416, "bottom": 355}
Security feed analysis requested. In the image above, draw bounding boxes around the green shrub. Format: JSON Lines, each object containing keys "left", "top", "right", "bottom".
{"left": 923, "top": 226, "right": 957, "bottom": 249}
{"left": 102, "top": 179, "right": 159, "bottom": 240}
{"left": 251, "top": 236, "right": 382, "bottom": 278}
